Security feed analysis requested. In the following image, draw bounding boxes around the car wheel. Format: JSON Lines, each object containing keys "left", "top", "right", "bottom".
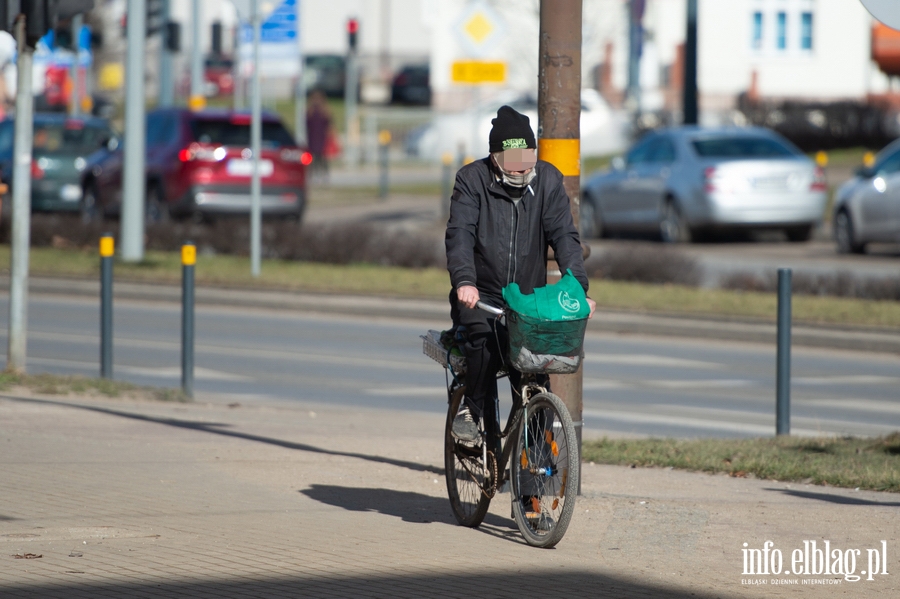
{"left": 80, "top": 183, "right": 102, "bottom": 224}
{"left": 145, "top": 185, "right": 170, "bottom": 224}
{"left": 834, "top": 210, "right": 865, "bottom": 254}
{"left": 659, "top": 199, "right": 691, "bottom": 243}
{"left": 579, "top": 194, "right": 602, "bottom": 239}
{"left": 785, "top": 224, "right": 814, "bottom": 243}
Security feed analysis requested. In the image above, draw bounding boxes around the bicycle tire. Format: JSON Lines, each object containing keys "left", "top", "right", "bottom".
{"left": 509, "top": 392, "right": 579, "bottom": 548}
{"left": 444, "top": 385, "right": 492, "bottom": 527}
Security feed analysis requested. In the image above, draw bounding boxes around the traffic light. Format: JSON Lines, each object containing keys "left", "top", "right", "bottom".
{"left": 165, "top": 20, "right": 180, "bottom": 52}
{"left": 54, "top": 17, "right": 74, "bottom": 49}
{"left": 347, "top": 17, "right": 358, "bottom": 52}
{"left": 146, "top": 0, "right": 164, "bottom": 36}
{"left": 24, "top": 0, "right": 53, "bottom": 49}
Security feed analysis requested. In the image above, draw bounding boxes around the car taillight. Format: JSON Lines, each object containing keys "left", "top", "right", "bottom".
{"left": 810, "top": 166, "right": 827, "bottom": 192}
{"left": 703, "top": 166, "right": 716, "bottom": 192}
{"left": 31, "top": 159, "right": 44, "bottom": 179}
{"left": 280, "top": 148, "right": 313, "bottom": 165}
{"left": 179, "top": 143, "right": 226, "bottom": 162}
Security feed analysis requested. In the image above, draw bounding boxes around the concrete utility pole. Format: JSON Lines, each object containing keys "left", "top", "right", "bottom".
{"left": 294, "top": 0, "right": 306, "bottom": 145}
{"left": 537, "top": 0, "right": 584, "bottom": 491}
{"left": 7, "top": 15, "right": 35, "bottom": 373}
{"left": 121, "top": 0, "right": 147, "bottom": 262}
{"left": 683, "top": 0, "right": 698, "bottom": 125}
{"left": 626, "top": 0, "right": 643, "bottom": 114}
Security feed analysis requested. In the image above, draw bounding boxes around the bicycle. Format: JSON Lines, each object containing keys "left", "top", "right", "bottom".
{"left": 422, "top": 301, "right": 583, "bottom": 548}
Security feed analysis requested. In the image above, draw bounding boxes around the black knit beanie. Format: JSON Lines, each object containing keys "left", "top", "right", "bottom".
{"left": 489, "top": 106, "right": 536, "bottom": 153}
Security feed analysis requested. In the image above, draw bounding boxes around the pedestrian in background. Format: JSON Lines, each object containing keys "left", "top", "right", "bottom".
{"left": 305, "top": 89, "right": 332, "bottom": 182}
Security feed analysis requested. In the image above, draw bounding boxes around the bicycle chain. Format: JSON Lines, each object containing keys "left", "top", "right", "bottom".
{"left": 483, "top": 450, "right": 498, "bottom": 499}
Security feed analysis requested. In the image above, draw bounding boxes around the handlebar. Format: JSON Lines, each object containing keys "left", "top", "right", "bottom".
{"left": 475, "top": 301, "right": 505, "bottom": 316}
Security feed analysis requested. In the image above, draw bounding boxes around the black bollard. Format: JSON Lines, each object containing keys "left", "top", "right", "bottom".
{"left": 100, "top": 234, "right": 114, "bottom": 378}
{"left": 776, "top": 268, "right": 791, "bottom": 435}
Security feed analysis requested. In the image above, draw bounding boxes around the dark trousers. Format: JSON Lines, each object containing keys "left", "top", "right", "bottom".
{"left": 449, "top": 294, "right": 547, "bottom": 418}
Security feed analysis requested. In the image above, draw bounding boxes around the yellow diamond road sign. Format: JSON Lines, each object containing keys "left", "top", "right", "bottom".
{"left": 464, "top": 12, "right": 493, "bottom": 45}
{"left": 454, "top": 1, "right": 505, "bottom": 58}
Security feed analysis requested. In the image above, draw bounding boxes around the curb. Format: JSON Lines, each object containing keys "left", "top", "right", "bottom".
{"left": 15, "top": 275, "right": 900, "bottom": 355}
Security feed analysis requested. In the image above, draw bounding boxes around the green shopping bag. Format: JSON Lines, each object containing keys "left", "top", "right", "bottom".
{"left": 502, "top": 269, "right": 590, "bottom": 322}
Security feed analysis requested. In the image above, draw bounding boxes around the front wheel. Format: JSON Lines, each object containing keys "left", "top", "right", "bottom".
{"left": 510, "top": 392, "right": 579, "bottom": 548}
{"left": 444, "top": 386, "right": 492, "bottom": 527}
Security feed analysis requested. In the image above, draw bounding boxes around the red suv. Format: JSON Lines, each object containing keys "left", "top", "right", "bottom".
{"left": 82, "top": 109, "right": 311, "bottom": 222}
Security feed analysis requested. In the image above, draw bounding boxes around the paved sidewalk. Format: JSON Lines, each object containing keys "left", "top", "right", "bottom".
{"left": 1, "top": 391, "right": 896, "bottom": 598}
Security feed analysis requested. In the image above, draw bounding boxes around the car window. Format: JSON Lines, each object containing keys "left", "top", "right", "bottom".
{"left": 189, "top": 118, "right": 296, "bottom": 148}
{"left": 646, "top": 138, "right": 676, "bottom": 164}
{"left": 691, "top": 136, "right": 797, "bottom": 158}
{"left": 147, "top": 113, "right": 178, "bottom": 146}
{"left": 0, "top": 121, "right": 13, "bottom": 154}
{"left": 874, "top": 150, "right": 900, "bottom": 176}
{"left": 625, "top": 140, "right": 653, "bottom": 166}
{"left": 32, "top": 121, "right": 112, "bottom": 155}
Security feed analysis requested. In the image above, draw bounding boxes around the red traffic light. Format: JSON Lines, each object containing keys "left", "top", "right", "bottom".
{"left": 347, "top": 18, "right": 358, "bottom": 34}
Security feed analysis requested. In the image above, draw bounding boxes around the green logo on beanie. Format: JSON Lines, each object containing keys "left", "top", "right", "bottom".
{"left": 502, "top": 138, "right": 529, "bottom": 150}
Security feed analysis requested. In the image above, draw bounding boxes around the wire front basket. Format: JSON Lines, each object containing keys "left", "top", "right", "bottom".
{"left": 506, "top": 311, "right": 587, "bottom": 374}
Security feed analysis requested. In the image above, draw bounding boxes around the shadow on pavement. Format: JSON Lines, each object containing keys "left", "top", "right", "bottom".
{"left": 300, "top": 483, "right": 517, "bottom": 532}
{"left": 2, "top": 395, "right": 443, "bottom": 476}
{"left": 765, "top": 488, "right": 900, "bottom": 507}
{"left": 0, "top": 570, "right": 739, "bottom": 599}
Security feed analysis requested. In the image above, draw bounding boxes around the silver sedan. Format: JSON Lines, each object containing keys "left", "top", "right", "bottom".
{"left": 833, "top": 140, "right": 900, "bottom": 254}
{"left": 580, "top": 127, "right": 828, "bottom": 242}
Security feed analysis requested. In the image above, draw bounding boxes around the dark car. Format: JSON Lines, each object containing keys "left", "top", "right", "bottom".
{"left": 391, "top": 65, "right": 430, "bottom": 105}
{"left": 304, "top": 54, "right": 346, "bottom": 98}
{"left": 0, "top": 114, "right": 116, "bottom": 214}
{"left": 82, "top": 108, "right": 312, "bottom": 222}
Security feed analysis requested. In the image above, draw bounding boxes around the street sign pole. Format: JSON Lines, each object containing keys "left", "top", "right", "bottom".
{"left": 8, "top": 14, "right": 34, "bottom": 373}
{"left": 294, "top": 0, "right": 306, "bottom": 145}
{"left": 121, "top": 0, "right": 147, "bottom": 262}
{"left": 250, "top": 0, "right": 262, "bottom": 277}
{"left": 538, "top": 0, "right": 583, "bottom": 493}
{"left": 69, "top": 14, "right": 83, "bottom": 117}
{"left": 190, "top": 0, "right": 204, "bottom": 109}
{"left": 159, "top": 0, "right": 174, "bottom": 106}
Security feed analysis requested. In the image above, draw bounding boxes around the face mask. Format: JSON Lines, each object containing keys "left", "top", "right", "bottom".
{"left": 492, "top": 154, "right": 537, "bottom": 188}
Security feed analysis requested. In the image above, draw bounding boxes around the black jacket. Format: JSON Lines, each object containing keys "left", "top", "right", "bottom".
{"left": 445, "top": 157, "right": 589, "bottom": 306}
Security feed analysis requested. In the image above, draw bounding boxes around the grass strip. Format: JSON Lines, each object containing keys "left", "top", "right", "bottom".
{"left": 0, "top": 371, "right": 189, "bottom": 402}
{"left": 6, "top": 246, "right": 900, "bottom": 328}
{"left": 582, "top": 435, "right": 900, "bottom": 493}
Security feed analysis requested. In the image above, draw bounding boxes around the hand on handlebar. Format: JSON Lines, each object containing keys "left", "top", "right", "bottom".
{"left": 457, "top": 285, "right": 480, "bottom": 309}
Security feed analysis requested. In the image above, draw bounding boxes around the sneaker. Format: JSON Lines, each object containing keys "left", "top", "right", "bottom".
{"left": 452, "top": 404, "right": 479, "bottom": 441}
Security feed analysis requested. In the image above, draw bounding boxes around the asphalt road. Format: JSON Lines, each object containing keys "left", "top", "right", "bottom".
{"left": 3, "top": 294, "right": 898, "bottom": 440}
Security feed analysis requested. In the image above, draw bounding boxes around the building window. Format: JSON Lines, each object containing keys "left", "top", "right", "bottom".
{"left": 776, "top": 12, "right": 787, "bottom": 49}
{"left": 800, "top": 12, "right": 813, "bottom": 50}
{"left": 752, "top": 12, "right": 763, "bottom": 49}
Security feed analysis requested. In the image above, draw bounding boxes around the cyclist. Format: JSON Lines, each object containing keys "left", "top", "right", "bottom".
{"left": 445, "top": 105, "right": 596, "bottom": 443}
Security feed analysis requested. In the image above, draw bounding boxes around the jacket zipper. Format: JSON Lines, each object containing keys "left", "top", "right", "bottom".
{"left": 507, "top": 201, "right": 518, "bottom": 285}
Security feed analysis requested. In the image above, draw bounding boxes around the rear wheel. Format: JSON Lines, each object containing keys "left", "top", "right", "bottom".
{"left": 80, "top": 183, "right": 101, "bottom": 224}
{"left": 444, "top": 385, "right": 492, "bottom": 527}
{"left": 145, "top": 184, "right": 170, "bottom": 224}
{"left": 579, "top": 195, "right": 603, "bottom": 239}
{"left": 834, "top": 210, "right": 866, "bottom": 254}
{"left": 659, "top": 199, "right": 691, "bottom": 243}
{"left": 510, "top": 392, "right": 579, "bottom": 548}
